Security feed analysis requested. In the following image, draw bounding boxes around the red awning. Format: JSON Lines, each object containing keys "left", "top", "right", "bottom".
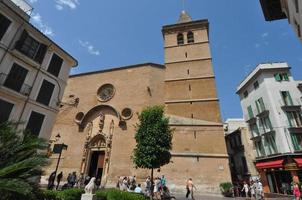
{"left": 294, "top": 158, "right": 302, "bottom": 167}
{"left": 256, "top": 159, "right": 284, "bottom": 169}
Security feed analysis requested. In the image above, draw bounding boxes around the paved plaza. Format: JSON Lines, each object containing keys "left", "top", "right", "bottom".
{"left": 174, "top": 196, "right": 292, "bottom": 200}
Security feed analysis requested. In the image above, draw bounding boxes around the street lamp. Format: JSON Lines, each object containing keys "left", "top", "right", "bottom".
{"left": 53, "top": 143, "right": 68, "bottom": 181}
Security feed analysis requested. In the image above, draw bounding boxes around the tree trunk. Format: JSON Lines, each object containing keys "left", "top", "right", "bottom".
{"left": 151, "top": 167, "right": 154, "bottom": 199}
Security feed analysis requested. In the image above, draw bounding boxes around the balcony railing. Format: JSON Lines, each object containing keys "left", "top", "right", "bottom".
{"left": 0, "top": 73, "right": 31, "bottom": 96}
{"left": 279, "top": 99, "right": 301, "bottom": 111}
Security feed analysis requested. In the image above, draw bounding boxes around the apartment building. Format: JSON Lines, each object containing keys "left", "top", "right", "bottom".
{"left": 260, "top": 0, "right": 302, "bottom": 43}
{"left": 224, "top": 119, "right": 258, "bottom": 184}
{"left": 237, "top": 62, "right": 302, "bottom": 194}
{"left": 0, "top": 0, "right": 77, "bottom": 139}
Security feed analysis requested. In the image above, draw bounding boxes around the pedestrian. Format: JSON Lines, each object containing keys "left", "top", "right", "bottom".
{"left": 47, "top": 171, "right": 56, "bottom": 190}
{"left": 134, "top": 183, "right": 143, "bottom": 194}
{"left": 162, "top": 186, "right": 176, "bottom": 200}
{"left": 153, "top": 177, "right": 161, "bottom": 200}
{"left": 145, "top": 176, "right": 151, "bottom": 197}
{"left": 161, "top": 175, "right": 167, "bottom": 187}
{"left": 56, "top": 171, "right": 63, "bottom": 190}
{"left": 122, "top": 176, "right": 128, "bottom": 191}
{"left": 70, "top": 172, "right": 77, "bottom": 187}
{"left": 186, "top": 178, "right": 196, "bottom": 200}
{"left": 241, "top": 181, "right": 249, "bottom": 199}
{"left": 255, "top": 179, "right": 263, "bottom": 200}
{"left": 250, "top": 180, "right": 256, "bottom": 200}
{"left": 293, "top": 183, "right": 301, "bottom": 200}
{"left": 67, "top": 173, "right": 72, "bottom": 186}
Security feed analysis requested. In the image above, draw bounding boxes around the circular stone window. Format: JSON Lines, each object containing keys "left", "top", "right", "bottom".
{"left": 121, "top": 108, "right": 133, "bottom": 120}
{"left": 75, "top": 112, "right": 84, "bottom": 124}
{"left": 97, "top": 84, "right": 115, "bottom": 102}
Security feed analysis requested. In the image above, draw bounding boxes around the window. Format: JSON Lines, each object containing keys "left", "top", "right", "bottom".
{"left": 250, "top": 123, "right": 259, "bottom": 137}
{"left": 25, "top": 111, "right": 45, "bottom": 136}
{"left": 253, "top": 81, "right": 259, "bottom": 89}
{"left": 255, "top": 97, "right": 266, "bottom": 113}
{"left": 0, "top": 13, "right": 11, "bottom": 41}
{"left": 287, "top": 111, "right": 302, "bottom": 127}
{"left": 177, "top": 33, "right": 184, "bottom": 45}
{"left": 36, "top": 80, "right": 55, "bottom": 106}
{"left": 295, "top": 20, "right": 301, "bottom": 38}
{"left": 0, "top": 99, "right": 14, "bottom": 124}
{"left": 295, "top": 0, "right": 299, "bottom": 13}
{"left": 15, "top": 30, "right": 47, "bottom": 64}
{"left": 247, "top": 105, "right": 254, "bottom": 119}
{"left": 255, "top": 140, "right": 265, "bottom": 157}
{"left": 47, "top": 53, "right": 63, "bottom": 77}
{"left": 4, "top": 63, "right": 28, "bottom": 93}
{"left": 265, "top": 135, "right": 277, "bottom": 155}
{"left": 291, "top": 133, "right": 302, "bottom": 151}
{"left": 243, "top": 90, "right": 248, "bottom": 98}
{"left": 259, "top": 116, "right": 273, "bottom": 133}
{"left": 187, "top": 31, "right": 194, "bottom": 43}
{"left": 274, "top": 73, "right": 289, "bottom": 81}
{"left": 281, "top": 91, "right": 293, "bottom": 106}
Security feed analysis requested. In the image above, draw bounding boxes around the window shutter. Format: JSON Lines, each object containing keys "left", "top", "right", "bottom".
{"left": 36, "top": 80, "right": 55, "bottom": 106}
{"left": 47, "top": 53, "right": 63, "bottom": 77}
{"left": 287, "top": 91, "right": 293, "bottom": 105}
{"left": 35, "top": 43, "right": 47, "bottom": 64}
{"left": 15, "top": 30, "right": 28, "bottom": 50}
{"left": 25, "top": 111, "right": 45, "bottom": 137}
{"left": 274, "top": 73, "right": 282, "bottom": 81}
{"left": 283, "top": 73, "right": 289, "bottom": 81}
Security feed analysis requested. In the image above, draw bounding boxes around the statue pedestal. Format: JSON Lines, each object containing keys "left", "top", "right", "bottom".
{"left": 81, "top": 194, "right": 96, "bottom": 200}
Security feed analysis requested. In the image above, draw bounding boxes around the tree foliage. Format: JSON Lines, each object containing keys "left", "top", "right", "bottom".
{"left": 132, "top": 106, "right": 173, "bottom": 169}
{"left": 0, "top": 122, "right": 49, "bottom": 200}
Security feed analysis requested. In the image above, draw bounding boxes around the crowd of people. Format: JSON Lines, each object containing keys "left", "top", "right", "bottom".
{"left": 233, "top": 179, "right": 264, "bottom": 200}
{"left": 116, "top": 175, "right": 176, "bottom": 200}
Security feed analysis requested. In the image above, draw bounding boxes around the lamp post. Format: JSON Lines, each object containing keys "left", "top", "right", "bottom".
{"left": 53, "top": 143, "right": 68, "bottom": 178}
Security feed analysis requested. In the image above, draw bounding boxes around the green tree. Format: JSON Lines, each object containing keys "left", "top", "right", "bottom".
{"left": 0, "top": 122, "right": 49, "bottom": 200}
{"left": 132, "top": 106, "right": 173, "bottom": 185}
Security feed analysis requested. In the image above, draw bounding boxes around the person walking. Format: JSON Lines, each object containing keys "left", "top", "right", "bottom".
{"left": 186, "top": 178, "right": 196, "bottom": 200}
{"left": 241, "top": 181, "right": 249, "bottom": 199}
{"left": 47, "top": 171, "right": 56, "bottom": 190}
{"left": 255, "top": 179, "right": 263, "bottom": 200}
{"left": 145, "top": 176, "right": 151, "bottom": 197}
{"left": 293, "top": 183, "right": 301, "bottom": 200}
{"left": 56, "top": 171, "right": 63, "bottom": 190}
{"left": 250, "top": 181, "right": 256, "bottom": 200}
{"left": 161, "top": 175, "right": 167, "bottom": 187}
{"left": 70, "top": 172, "right": 77, "bottom": 187}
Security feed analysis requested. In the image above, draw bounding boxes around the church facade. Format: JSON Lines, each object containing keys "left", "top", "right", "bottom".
{"left": 46, "top": 12, "right": 231, "bottom": 194}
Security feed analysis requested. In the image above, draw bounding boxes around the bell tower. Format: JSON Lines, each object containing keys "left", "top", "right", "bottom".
{"left": 162, "top": 11, "right": 221, "bottom": 122}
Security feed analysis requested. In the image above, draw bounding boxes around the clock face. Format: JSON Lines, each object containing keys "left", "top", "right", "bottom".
{"left": 97, "top": 84, "right": 115, "bottom": 102}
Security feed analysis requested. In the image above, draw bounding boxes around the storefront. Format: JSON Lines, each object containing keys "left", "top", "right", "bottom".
{"left": 256, "top": 156, "right": 302, "bottom": 194}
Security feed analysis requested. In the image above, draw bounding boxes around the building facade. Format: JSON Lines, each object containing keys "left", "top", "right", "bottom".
{"left": 45, "top": 12, "right": 231, "bottom": 194}
{"left": 224, "top": 119, "right": 258, "bottom": 184}
{"left": 0, "top": 0, "right": 77, "bottom": 139}
{"left": 237, "top": 62, "right": 302, "bottom": 194}
{"left": 260, "top": 0, "right": 302, "bottom": 43}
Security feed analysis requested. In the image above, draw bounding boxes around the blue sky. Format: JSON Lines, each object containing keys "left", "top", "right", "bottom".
{"left": 28, "top": 0, "right": 302, "bottom": 120}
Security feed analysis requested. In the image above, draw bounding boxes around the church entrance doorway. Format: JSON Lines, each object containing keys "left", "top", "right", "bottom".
{"left": 88, "top": 150, "right": 105, "bottom": 184}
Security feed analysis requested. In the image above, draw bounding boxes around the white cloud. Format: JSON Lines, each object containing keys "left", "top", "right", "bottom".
{"left": 31, "top": 13, "right": 54, "bottom": 36}
{"left": 55, "top": 0, "right": 79, "bottom": 10}
{"left": 29, "top": 0, "right": 38, "bottom": 3}
{"left": 261, "top": 32, "right": 269, "bottom": 37}
{"left": 79, "top": 40, "right": 100, "bottom": 56}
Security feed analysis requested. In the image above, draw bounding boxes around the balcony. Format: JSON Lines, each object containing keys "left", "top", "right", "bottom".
{"left": 280, "top": 99, "right": 301, "bottom": 111}
{"left": 288, "top": 127, "right": 302, "bottom": 134}
{"left": 0, "top": 73, "right": 31, "bottom": 96}
{"left": 256, "top": 109, "right": 269, "bottom": 118}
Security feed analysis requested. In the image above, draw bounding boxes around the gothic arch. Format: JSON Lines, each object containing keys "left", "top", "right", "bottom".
{"left": 79, "top": 104, "right": 122, "bottom": 132}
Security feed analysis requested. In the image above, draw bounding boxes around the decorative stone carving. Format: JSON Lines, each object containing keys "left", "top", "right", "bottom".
{"left": 121, "top": 108, "right": 133, "bottom": 120}
{"left": 98, "top": 113, "right": 105, "bottom": 132}
{"left": 97, "top": 84, "right": 115, "bottom": 102}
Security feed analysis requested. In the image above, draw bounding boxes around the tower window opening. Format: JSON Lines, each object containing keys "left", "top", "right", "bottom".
{"left": 189, "top": 84, "right": 191, "bottom": 91}
{"left": 187, "top": 69, "right": 190, "bottom": 75}
{"left": 185, "top": 52, "right": 188, "bottom": 58}
{"left": 177, "top": 33, "right": 184, "bottom": 45}
{"left": 187, "top": 31, "right": 194, "bottom": 43}
{"left": 191, "top": 113, "right": 194, "bottom": 118}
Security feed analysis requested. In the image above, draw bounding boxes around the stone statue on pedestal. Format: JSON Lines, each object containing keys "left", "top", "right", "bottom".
{"left": 81, "top": 177, "right": 97, "bottom": 200}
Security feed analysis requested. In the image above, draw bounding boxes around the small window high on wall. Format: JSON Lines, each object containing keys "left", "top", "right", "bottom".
{"left": 187, "top": 31, "right": 194, "bottom": 43}
{"left": 177, "top": 33, "right": 184, "bottom": 45}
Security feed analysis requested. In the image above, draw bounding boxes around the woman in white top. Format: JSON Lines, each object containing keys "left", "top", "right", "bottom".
{"left": 241, "top": 181, "right": 249, "bottom": 199}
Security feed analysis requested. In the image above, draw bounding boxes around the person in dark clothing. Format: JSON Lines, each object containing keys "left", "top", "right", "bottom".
{"left": 70, "top": 171, "right": 77, "bottom": 187}
{"left": 67, "top": 173, "right": 72, "bottom": 186}
{"left": 56, "top": 171, "right": 63, "bottom": 190}
{"left": 48, "top": 171, "right": 56, "bottom": 190}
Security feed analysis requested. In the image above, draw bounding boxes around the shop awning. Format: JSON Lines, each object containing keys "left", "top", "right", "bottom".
{"left": 256, "top": 159, "right": 284, "bottom": 169}
{"left": 294, "top": 158, "right": 302, "bottom": 167}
